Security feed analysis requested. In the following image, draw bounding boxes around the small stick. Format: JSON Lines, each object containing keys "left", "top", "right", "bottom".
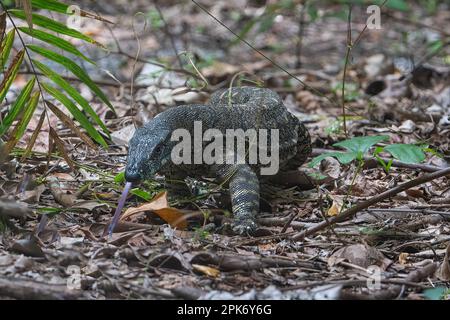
{"left": 292, "top": 167, "right": 450, "bottom": 241}
{"left": 295, "top": 1, "right": 307, "bottom": 68}
{"left": 155, "top": 4, "right": 183, "bottom": 68}
{"left": 280, "top": 212, "right": 298, "bottom": 234}
{"left": 341, "top": 4, "right": 353, "bottom": 137}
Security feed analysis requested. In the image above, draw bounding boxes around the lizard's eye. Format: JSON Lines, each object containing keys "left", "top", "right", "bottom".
{"left": 153, "top": 144, "right": 163, "bottom": 156}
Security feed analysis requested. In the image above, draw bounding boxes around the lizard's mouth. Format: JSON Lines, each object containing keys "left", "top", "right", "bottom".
{"left": 124, "top": 169, "right": 142, "bottom": 182}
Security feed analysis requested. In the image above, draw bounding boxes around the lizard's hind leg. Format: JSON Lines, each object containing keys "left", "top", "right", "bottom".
{"left": 216, "top": 164, "right": 260, "bottom": 235}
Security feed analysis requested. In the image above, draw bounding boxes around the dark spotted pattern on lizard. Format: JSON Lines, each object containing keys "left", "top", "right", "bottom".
{"left": 125, "top": 87, "right": 311, "bottom": 234}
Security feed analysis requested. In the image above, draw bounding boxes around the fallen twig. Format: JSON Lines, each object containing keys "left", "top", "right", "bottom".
{"left": 292, "top": 167, "right": 450, "bottom": 241}
{"left": 0, "top": 276, "right": 85, "bottom": 300}
{"left": 366, "top": 208, "right": 450, "bottom": 218}
{"left": 0, "top": 199, "right": 30, "bottom": 218}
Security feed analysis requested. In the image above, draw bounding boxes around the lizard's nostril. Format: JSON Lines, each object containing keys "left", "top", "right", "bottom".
{"left": 125, "top": 171, "right": 141, "bottom": 182}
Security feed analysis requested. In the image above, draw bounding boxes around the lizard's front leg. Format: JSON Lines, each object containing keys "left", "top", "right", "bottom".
{"left": 164, "top": 169, "right": 190, "bottom": 202}
{"left": 217, "top": 164, "right": 260, "bottom": 235}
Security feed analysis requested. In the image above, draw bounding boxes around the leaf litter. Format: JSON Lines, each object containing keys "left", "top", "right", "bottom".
{"left": 0, "top": 0, "right": 449, "bottom": 300}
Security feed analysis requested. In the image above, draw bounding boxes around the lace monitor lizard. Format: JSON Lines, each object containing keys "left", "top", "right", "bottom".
{"left": 125, "top": 87, "right": 311, "bottom": 234}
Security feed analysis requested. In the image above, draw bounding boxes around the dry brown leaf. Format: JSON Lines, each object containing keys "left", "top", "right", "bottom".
{"left": 405, "top": 188, "right": 424, "bottom": 198}
{"left": 0, "top": 12, "right": 6, "bottom": 44}
{"left": 327, "top": 200, "right": 341, "bottom": 217}
{"left": 21, "top": 111, "right": 46, "bottom": 161}
{"left": 46, "top": 101, "right": 97, "bottom": 149}
{"left": 47, "top": 176, "right": 76, "bottom": 207}
{"left": 110, "top": 124, "right": 135, "bottom": 146}
{"left": 71, "top": 200, "right": 108, "bottom": 212}
{"left": 121, "top": 191, "right": 188, "bottom": 229}
{"left": 201, "top": 61, "right": 240, "bottom": 78}
{"left": 18, "top": 183, "right": 46, "bottom": 203}
{"left": 328, "top": 244, "right": 391, "bottom": 269}
{"left": 11, "top": 238, "right": 45, "bottom": 258}
{"left": 399, "top": 252, "right": 409, "bottom": 265}
{"left": 49, "top": 172, "right": 75, "bottom": 181}
{"left": 5, "top": 91, "right": 40, "bottom": 153}
{"left": 49, "top": 126, "right": 75, "bottom": 171}
{"left": 0, "top": 50, "right": 24, "bottom": 94}
{"left": 192, "top": 264, "right": 220, "bottom": 277}
{"left": 16, "top": 0, "right": 33, "bottom": 30}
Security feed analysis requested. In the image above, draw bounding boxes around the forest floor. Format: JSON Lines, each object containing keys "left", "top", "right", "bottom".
{"left": 0, "top": 0, "right": 450, "bottom": 299}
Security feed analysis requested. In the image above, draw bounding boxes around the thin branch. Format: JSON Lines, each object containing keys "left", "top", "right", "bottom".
{"left": 292, "top": 167, "right": 450, "bottom": 241}
{"left": 190, "top": 0, "right": 340, "bottom": 109}
{"left": 353, "top": 0, "right": 389, "bottom": 48}
{"left": 340, "top": 0, "right": 389, "bottom": 136}
{"left": 130, "top": 12, "right": 146, "bottom": 129}
{"left": 155, "top": 4, "right": 183, "bottom": 68}
{"left": 295, "top": 1, "right": 307, "bottom": 68}
{"left": 341, "top": 4, "right": 353, "bottom": 137}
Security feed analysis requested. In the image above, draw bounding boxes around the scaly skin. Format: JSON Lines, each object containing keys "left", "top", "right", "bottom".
{"left": 125, "top": 87, "right": 311, "bottom": 235}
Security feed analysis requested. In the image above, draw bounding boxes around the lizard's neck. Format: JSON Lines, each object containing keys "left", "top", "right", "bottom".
{"left": 150, "top": 104, "right": 215, "bottom": 132}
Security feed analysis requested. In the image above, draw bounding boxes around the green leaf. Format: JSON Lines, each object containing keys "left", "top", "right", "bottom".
{"left": 384, "top": 144, "right": 426, "bottom": 164}
{"left": 375, "top": 155, "right": 393, "bottom": 173}
{"left": 0, "top": 50, "right": 24, "bottom": 105}
{"left": 31, "top": 0, "right": 113, "bottom": 24}
{"left": 309, "top": 134, "right": 391, "bottom": 167}
{"left": 0, "top": 77, "right": 35, "bottom": 136}
{"left": 41, "top": 82, "right": 107, "bottom": 148}
{"left": 28, "top": 45, "right": 114, "bottom": 112}
{"left": 230, "top": 19, "right": 256, "bottom": 46}
{"left": 114, "top": 172, "right": 125, "bottom": 184}
{"left": 334, "top": 135, "right": 389, "bottom": 155}
{"left": 19, "top": 27, "right": 95, "bottom": 64}
{"left": 345, "top": 0, "right": 409, "bottom": 12}
{"left": 9, "top": 9, "right": 100, "bottom": 45}
{"left": 378, "top": 0, "right": 409, "bottom": 11}
{"left": 422, "top": 147, "right": 442, "bottom": 158}
{"left": 32, "top": 59, "right": 109, "bottom": 135}
{"left": 0, "top": 30, "right": 15, "bottom": 70}
{"left": 13, "top": 90, "right": 40, "bottom": 139}
{"left": 5, "top": 91, "right": 40, "bottom": 152}
{"left": 130, "top": 188, "right": 152, "bottom": 201}
{"left": 306, "top": 3, "right": 319, "bottom": 22}
{"left": 258, "top": 14, "right": 276, "bottom": 33}
{"left": 428, "top": 39, "right": 443, "bottom": 53}
{"left": 309, "top": 151, "right": 358, "bottom": 167}
{"left": 37, "top": 207, "right": 62, "bottom": 215}
{"left": 31, "top": 0, "right": 68, "bottom": 14}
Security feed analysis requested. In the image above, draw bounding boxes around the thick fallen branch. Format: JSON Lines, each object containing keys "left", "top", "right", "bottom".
{"left": 311, "top": 148, "right": 445, "bottom": 173}
{"left": 0, "top": 199, "right": 30, "bottom": 218}
{"left": 0, "top": 276, "right": 85, "bottom": 300}
{"left": 292, "top": 167, "right": 450, "bottom": 241}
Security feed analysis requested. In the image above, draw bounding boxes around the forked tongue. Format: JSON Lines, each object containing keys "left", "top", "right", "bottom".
{"left": 104, "top": 181, "right": 133, "bottom": 237}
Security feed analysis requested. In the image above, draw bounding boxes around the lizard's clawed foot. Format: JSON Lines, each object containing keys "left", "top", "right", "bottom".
{"left": 231, "top": 218, "right": 258, "bottom": 236}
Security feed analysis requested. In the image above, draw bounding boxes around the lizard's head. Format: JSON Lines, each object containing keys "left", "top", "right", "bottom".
{"left": 124, "top": 124, "right": 173, "bottom": 183}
